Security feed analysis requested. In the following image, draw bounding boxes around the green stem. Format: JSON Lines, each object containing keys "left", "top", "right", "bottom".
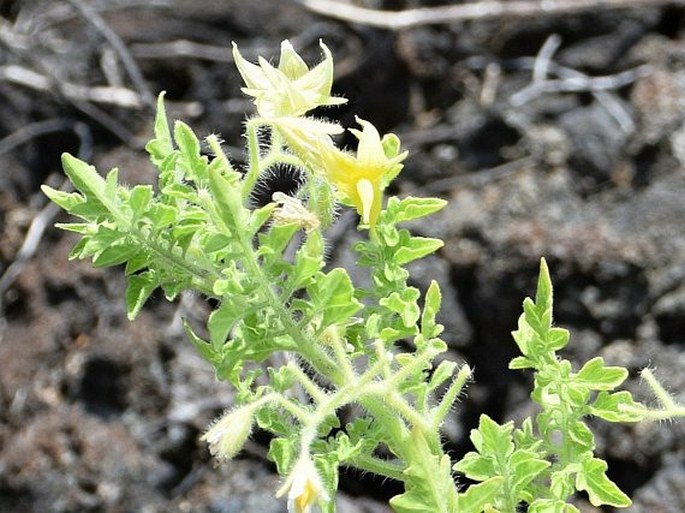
{"left": 242, "top": 118, "right": 263, "bottom": 200}
{"left": 287, "top": 362, "right": 327, "bottom": 404}
{"left": 257, "top": 393, "right": 310, "bottom": 423}
{"left": 348, "top": 454, "right": 405, "bottom": 482}
{"left": 641, "top": 368, "right": 678, "bottom": 410}
{"left": 431, "top": 364, "right": 472, "bottom": 431}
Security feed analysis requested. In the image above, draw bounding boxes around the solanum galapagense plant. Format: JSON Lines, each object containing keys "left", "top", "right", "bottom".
{"left": 43, "top": 40, "right": 683, "bottom": 513}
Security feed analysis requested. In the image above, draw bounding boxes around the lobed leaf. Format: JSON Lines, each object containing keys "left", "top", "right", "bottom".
{"left": 576, "top": 357, "right": 628, "bottom": 390}
{"left": 589, "top": 391, "right": 646, "bottom": 422}
{"left": 456, "top": 477, "right": 504, "bottom": 513}
{"left": 576, "top": 458, "right": 631, "bottom": 507}
{"left": 394, "top": 236, "right": 444, "bottom": 266}
{"left": 145, "top": 91, "right": 174, "bottom": 169}
{"left": 125, "top": 271, "right": 160, "bottom": 320}
{"left": 308, "top": 268, "right": 363, "bottom": 328}
{"left": 394, "top": 196, "right": 448, "bottom": 223}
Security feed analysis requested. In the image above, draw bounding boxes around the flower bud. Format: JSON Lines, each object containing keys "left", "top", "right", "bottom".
{"left": 272, "top": 192, "right": 320, "bottom": 234}
{"left": 200, "top": 405, "right": 255, "bottom": 461}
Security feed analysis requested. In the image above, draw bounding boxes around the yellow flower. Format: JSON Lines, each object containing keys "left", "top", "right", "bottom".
{"left": 316, "top": 117, "right": 407, "bottom": 228}
{"left": 232, "top": 40, "right": 346, "bottom": 117}
{"left": 276, "top": 455, "right": 328, "bottom": 513}
{"left": 272, "top": 116, "right": 406, "bottom": 229}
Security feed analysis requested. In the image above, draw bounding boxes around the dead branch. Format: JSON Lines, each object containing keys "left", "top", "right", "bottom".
{"left": 294, "top": 0, "right": 684, "bottom": 30}
{"left": 509, "top": 57, "right": 646, "bottom": 133}
{"left": 0, "top": 64, "right": 143, "bottom": 108}
{"left": 66, "top": 0, "right": 154, "bottom": 108}
{"left": 511, "top": 65, "right": 652, "bottom": 105}
{"left": 0, "top": 121, "right": 92, "bottom": 306}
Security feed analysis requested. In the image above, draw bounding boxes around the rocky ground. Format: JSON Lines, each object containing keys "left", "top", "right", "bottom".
{"left": 1, "top": 0, "right": 684, "bottom": 512}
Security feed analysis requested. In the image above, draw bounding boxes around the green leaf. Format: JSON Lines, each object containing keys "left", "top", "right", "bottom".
{"left": 390, "top": 430, "right": 459, "bottom": 513}
{"left": 428, "top": 360, "right": 456, "bottom": 392}
{"left": 268, "top": 437, "right": 297, "bottom": 475}
{"left": 41, "top": 185, "right": 84, "bottom": 211}
{"left": 389, "top": 489, "right": 432, "bottom": 513}
{"left": 124, "top": 252, "right": 152, "bottom": 275}
{"left": 145, "top": 91, "right": 174, "bottom": 168}
{"left": 208, "top": 300, "right": 244, "bottom": 350}
{"left": 509, "top": 355, "right": 535, "bottom": 370}
{"left": 567, "top": 421, "right": 595, "bottom": 453}
{"left": 510, "top": 450, "right": 551, "bottom": 495}
{"left": 453, "top": 452, "right": 495, "bottom": 481}
{"left": 535, "top": 257, "right": 553, "bottom": 315}
{"left": 202, "top": 233, "right": 232, "bottom": 254}
{"left": 289, "top": 231, "right": 324, "bottom": 290}
{"left": 80, "top": 226, "right": 125, "bottom": 258}
{"left": 92, "top": 242, "right": 138, "bottom": 268}
{"left": 511, "top": 312, "right": 534, "bottom": 357}
{"left": 255, "top": 407, "right": 294, "bottom": 438}
{"left": 125, "top": 272, "right": 159, "bottom": 319}
{"left": 53, "top": 223, "right": 93, "bottom": 235}
{"left": 395, "top": 196, "right": 447, "bottom": 223}
{"left": 183, "top": 319, "right": 218, "bottom": 364}
{"left": 576, "top": 357, "right": 628, "bottom": 390}
{"left": 314, "top": 454, "right": 339, "bottom": 513}
{"left": 258, "top": 223, "right": 299, "bottom": 261}
{"left": 546, "top": 327, "right": 570, "bottom": 351}
{"left": 148, "top": 203, "right": 177, "bottom": 229}
{"left": 589, "top": 391, "right": 646, "bottom": 422}
{"left": 380, "top": 287, "right": 421, "bottom": 328}
{"left": 576, "top": 458, "right": 631, "bottom": 507}
{"left": 528, "top": 499, "right": 580, "bottom": 513}
{"left": 60, "top": 153, "right": 121, "bottom": 222}
{"left": 308, "top": 268, "right": 362, "bottom": 328}
{"left": 174, "top": 121, "right": 208, "bottom": 184}
{"left": 248, "top": 203, "right": 276, "bottom": 235}
{"left": 477, "top": 414, "right": 515, "bottom": 459}
{"left": 421, "top": 280, "right": 443, "bottom": 338}
{"left": 456, "top": 477, "right": 504, "bottom": 513}
{"left": 129, "top": 185, "right": 154, "bottom": 215}
{"left": 550, "top": 468, "right": 576, "bottom": 500}
{"left": 394, "top": 236, "right": 443, "bottom": 266}
{"left": 208, "top": 166, "right": 248, "bottom": 233}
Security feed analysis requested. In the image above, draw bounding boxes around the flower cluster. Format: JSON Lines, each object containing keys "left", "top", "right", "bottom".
{"left": 235, "top": 40, "right": 407, "bottom": 229}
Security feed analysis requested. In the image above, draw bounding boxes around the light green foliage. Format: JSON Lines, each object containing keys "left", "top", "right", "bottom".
{"left": 454, "top": 259, "right": 683, "bottom": 511}
{"left": 43, "top": 41, "right": 683, "bottom": 513}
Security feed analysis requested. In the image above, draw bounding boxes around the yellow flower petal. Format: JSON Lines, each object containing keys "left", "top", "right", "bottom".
{"left": 356, "top": 178, "right": 375, "bottom": 225}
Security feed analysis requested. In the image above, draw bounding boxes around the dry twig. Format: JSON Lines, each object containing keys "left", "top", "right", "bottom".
{"left": 295, "top": 0, "right": 684, "bottom": 29}
{"left": 0, "top": 64, "right": 143, "bottom": 108}
{"left": 509, "top": 56, "right": 648, "bottom": 133}
{"left": 0, "top": 121, "right": 92, "bottom": 306}
{"left": 66, "top": 0, "right": 154, "bottom": 108}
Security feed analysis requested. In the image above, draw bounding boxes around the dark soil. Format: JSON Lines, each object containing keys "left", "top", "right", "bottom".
{"left": 1, "top": 1, "right": 684, "bottom": 512}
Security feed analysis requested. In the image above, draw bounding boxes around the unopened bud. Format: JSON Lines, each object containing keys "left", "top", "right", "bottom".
{"left": 200, "top": 405, "right": 255, "bottom": 461}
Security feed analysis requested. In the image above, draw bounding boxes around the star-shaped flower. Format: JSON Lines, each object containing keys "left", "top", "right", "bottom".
{"left": 273, "top": 116, "right": 406, "bottom": 228}
{"left": 276, "top": 455, "right": 328, "bottom": 513}
{"left": 232, "top": 40, "right": 346, "bottom": 118}
{"left": 312, "top": 118, "right": 407, "bottom": 228}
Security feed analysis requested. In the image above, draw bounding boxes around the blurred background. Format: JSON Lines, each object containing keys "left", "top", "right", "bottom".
{"left": 1, "top": 0, "right": 684, "bottom": 511}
